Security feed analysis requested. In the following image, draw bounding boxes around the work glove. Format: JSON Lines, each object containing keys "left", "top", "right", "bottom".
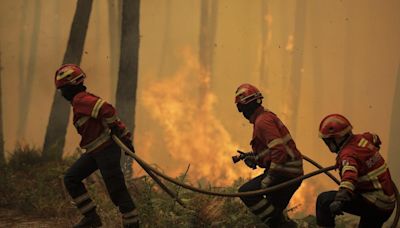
{"left": 329, "top": 188, "right": 352, "bottom": 216}
{"left": 122, "top": 138, "right": 135, "bottom": 154}
{"left": 110, "top": 126, "right": 135, "bottom": 154}
{"left": 329, "top": 201, "right": 344, "bottom": 215}
{"left": 243, "top": 155, "right": 257, "bottom": 169}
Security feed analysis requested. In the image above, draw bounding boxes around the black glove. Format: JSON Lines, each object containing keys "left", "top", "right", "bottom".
{"left": 110, "top": 125, "right": 125, "bottom": 138}
{"left": 329, "top": 201, "right": 344, "bottom": 215}
{"left": 110, "top": 126, "right": 135, "bottom": 154}
{"left": 123, "top": 138, "right": 135, "bottom": 154}
{"left": 243, "top": 156, "right": 257, "bottom": 169}
{"left": 329, "top": 188, "right": 352, "bottom": 215}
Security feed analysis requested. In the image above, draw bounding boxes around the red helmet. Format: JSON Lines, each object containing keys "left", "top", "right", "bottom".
{"left": 54, "top": 64, "right": 86, "bottom": 89}
{"left": 319, "top": 114, "right": 353, "bottom": 138}
{"left": 235, "top": 83, "right": 263, "bottom": 105}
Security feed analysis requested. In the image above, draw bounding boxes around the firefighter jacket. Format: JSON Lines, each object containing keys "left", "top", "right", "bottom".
{"left": 337, "top": 132, "right": 395, "bottom": 211}
{"left": 72, "top": 91, "right": 130, "bottom": 153}
{"left": 249, "top": 106, "right": 303, "bottom": 180}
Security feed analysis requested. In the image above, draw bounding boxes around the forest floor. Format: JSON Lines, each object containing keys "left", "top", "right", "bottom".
{"left": 0, "top": 208, "right": 71, "bottom": 228}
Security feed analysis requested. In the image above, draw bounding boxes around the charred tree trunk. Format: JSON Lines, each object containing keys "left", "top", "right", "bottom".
{"left": 17, "top": 0, "right": 28, "bottom": 139}
{"left": 0, "top": 53, "right": 4, "bottom": 165}
{"left": 42, "top": 0, "right": 93, "bottom": 160}
{"left": 311, "top": 2, "right": 323, "bottom": 152}
{"left": 388, "top": 64, "right": 400, "bottom": 185}
{"left": 197, "top": 0, "right": 218, "bottom": 153}
{"left": 107, "top": 0, "right": 122, "bottom": 103}
{"left": 116, "top": 0, "right": 140, "bottom": 178}
{"left": 17, "top": 0, "right": 41, "bottom": 139}
{"left": 287, "top": 1, "right": 306, "bottom": 137}
{"left": 198, "top": 0, "right": 218, "bottom": 108}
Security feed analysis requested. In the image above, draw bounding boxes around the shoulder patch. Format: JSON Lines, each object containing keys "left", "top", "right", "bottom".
{"left": 357, "top": 138, "right": 368, "bottom": 148}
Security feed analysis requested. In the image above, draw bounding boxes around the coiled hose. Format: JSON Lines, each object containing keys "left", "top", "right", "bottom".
{"left": 113, "top": 136, "right": 399, "bottom": 227}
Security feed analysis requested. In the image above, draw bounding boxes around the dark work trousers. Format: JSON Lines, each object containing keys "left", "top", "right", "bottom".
{"left": 316, "top": 191, "right": 394, "bottom": 228}
{"left": 64, "top": 142, "right": 136, "bottom": 214}
{"left": 238, "top": 173, "right": 302, "bottom": 225}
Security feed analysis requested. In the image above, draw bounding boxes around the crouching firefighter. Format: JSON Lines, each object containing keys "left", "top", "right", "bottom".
{"left": 234, "top": 83, "right": 303, "bottom": 228}
{"left": 55, "top": 64, "right": 140, "bottom": 228}
{"left": 316, "top": 114, "right": 395, "bottom": 228}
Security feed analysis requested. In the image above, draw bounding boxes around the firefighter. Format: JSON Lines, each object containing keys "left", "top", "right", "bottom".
{"left": 55, "top": 64, "right": 139, "bottom": 228}
{"left": 235, "top": 83, "right": 303, "bottom": 228}
{"left": 316, "top": 114, "right": 395, "bottom": 228}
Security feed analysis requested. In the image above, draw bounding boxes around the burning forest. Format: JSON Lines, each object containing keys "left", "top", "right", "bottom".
{"left": 1, "top": 0, "right": 400, "bottom": 227}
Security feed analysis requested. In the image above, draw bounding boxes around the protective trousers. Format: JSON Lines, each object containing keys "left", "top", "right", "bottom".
{"left": 64, "top": 142, "right": 138, "bottom": 224}
{"left": 238, "top": 173, "right": 301, "bottom": 227}
{"left": 316, "top": 191, "right": 393, "bottom": 228}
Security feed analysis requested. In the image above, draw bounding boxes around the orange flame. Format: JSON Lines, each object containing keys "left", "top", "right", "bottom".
{"left": 140, "top": 47, "right": 253, "bottom": 186}
{"left": 138, "top": 47, "right": 317, "bottom": 216}
{"left": 288, "top": 180, "right": 324, "bottom": 218}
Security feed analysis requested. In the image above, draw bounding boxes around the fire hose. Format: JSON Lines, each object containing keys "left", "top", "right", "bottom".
{"left": 113, "top": 136, "right": 399, "bottom": 228}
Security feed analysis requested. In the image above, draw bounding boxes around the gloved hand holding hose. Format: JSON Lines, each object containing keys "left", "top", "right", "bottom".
{"left": 232, "top": 150, "right": 257, "bottom": 169}
{"left": 110, "top": 125, "right": 135, "bottom": 154}
{"left": 329, "top": 188, "right": 353, "bottom": 215}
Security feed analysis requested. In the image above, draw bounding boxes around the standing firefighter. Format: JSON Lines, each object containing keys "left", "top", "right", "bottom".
{"left": 316, "top": 114, "right": 395, "bottom": 228}
{"left": 234, "top": 83, "right": 303, "bottom": 228}
{"left": 55, "top": 64, "right": 139, "bottom": 228}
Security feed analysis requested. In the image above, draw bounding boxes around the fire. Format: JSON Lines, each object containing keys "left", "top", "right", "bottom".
{"left": 139, "top": 47, "right": 253, "bottom": 186}
{"left": 137, "top": 47, "right": 318, "bottom": 216}
{"left": 288, "top": 180, "right": 322, "bottom": 218}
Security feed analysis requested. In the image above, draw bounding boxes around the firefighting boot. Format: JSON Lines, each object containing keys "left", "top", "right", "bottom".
{"left": 73, "top": 210, "right": 102, "bottom": 228}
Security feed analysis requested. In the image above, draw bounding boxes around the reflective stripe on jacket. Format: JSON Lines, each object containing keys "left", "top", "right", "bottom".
{"left": 337, "top": 132, "right": 395, "bottom": 210}
{"left": 249, "top": 106, "right": 303, "bottom": 178}
{"left": 72, "top": 91, "right": 130, "bottom": 153}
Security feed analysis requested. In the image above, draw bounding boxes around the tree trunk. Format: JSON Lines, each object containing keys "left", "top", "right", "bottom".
{"left": 157, "top": 0, "right": 172, "bottom": 79}
{"left": 116, "top": 0, "right": 140, "bottom": 178}
{"left": 388, "top": 63, "right": 400, "bottom": 185}
{"left": 107, "top": 0, "right": 122, "bottom": 103}
{"left": 17, "top": 0, "right": 28, "bottom": 139}
{"left": 0, "top": 53, "right": 4, "bottom": 165}
{"left": 287, "top": 1, "right": 306, "bottom": 137}
{"left": 42, "top": 0, "right": 93, "bottom": 160}
{"left": 198, "top": 0, "right": 218, "bottom": 108}
{"left": 311, "top": 2, "right": 323, "bottom": 153}
{"left": 17, "top": 0, "right": 41, "bottom": 139}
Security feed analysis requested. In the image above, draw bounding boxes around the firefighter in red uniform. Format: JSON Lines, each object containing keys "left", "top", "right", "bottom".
{"left": 316, "top": 114, "right": 395, "bottom": 228}
{"left": 55, "top": 64, "right": 139, "bottom": 228}
{"left": 235, "top": 83, "right": 303, "bottom": 228}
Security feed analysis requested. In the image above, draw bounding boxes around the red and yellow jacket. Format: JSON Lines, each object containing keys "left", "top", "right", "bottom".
{"left": 72, "top": 91, "right": 130, "bottom": 153}
{"left": 337, "top": 132, "right": 395, "bottom": 211}
{"left": 250, "top": 106, "right": 303, "bottom": 178}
